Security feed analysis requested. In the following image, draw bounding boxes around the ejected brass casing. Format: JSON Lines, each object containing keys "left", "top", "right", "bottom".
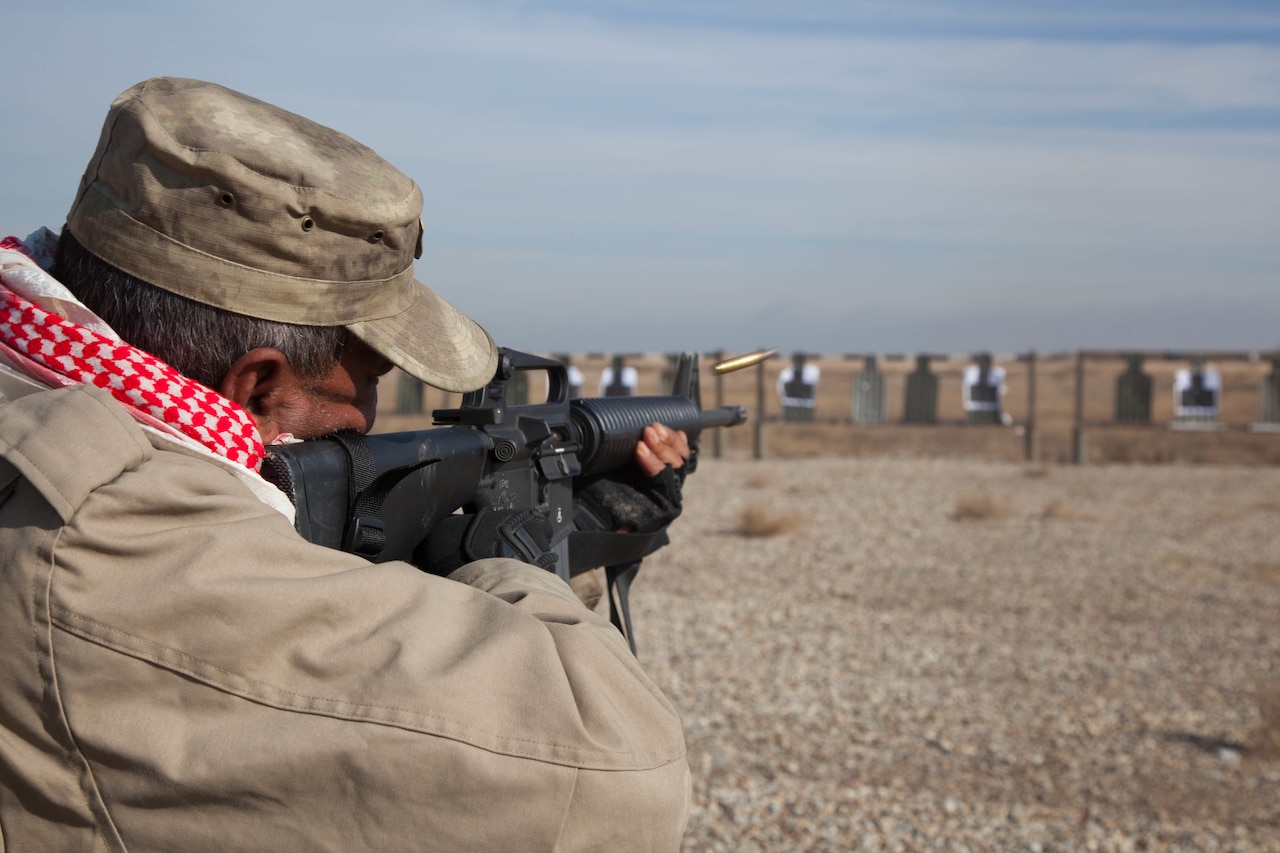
{"left": 712, "top": 349, "right": 777, "bottom": 375}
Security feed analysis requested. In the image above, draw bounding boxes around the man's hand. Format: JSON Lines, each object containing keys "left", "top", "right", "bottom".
{"left": 634, "top": 422, "right": 690, "bottom": 478}
{"left": 575, "top": 422, "right": 690, "bottom": 536}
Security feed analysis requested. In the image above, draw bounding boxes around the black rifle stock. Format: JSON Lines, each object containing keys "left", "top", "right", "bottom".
{"left": 262, "top": 347, "right": 746, "bottom": 650}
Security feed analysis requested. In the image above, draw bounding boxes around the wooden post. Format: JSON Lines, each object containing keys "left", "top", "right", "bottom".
{"left": 754, "top": 355, "right": 766, "bottom": 460}
{"left": 713, "top": 349, "right": 725, "bottom": 459}
{"left": 1024, "top": 350, "right": 1039, "bottom": 463}
{"left": 1072, "top": 351, "right": 1087, "bottom": 464}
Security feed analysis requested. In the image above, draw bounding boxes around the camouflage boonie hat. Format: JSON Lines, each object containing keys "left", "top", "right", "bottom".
{"left": 66, "top": 77, "right": 497, "bottom": 392}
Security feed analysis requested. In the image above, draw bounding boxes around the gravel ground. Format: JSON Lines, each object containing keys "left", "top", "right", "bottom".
{"left": 628, "top": 457, "right": 1280, "bottom": 852}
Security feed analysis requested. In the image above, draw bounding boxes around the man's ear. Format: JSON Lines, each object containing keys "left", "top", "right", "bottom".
{"left": 218, "top": 348, "right": 300, "bottom": 443}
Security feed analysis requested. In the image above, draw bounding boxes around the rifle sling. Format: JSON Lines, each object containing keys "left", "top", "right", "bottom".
{"left": 330, "top": 431, "right": 436, "bottom": 560}
{"left": 567, "top": 528, "right": 669, "bottom": 576}
{"left": 571, "top": 529, "right": 669, "bottom": 656}
{"left": 606, "top": 561, "right": 642, "bottom": 656}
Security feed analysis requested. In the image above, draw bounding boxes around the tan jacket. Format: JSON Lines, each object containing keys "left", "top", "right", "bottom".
{"left": 0, "top": 382, "right": 689, "bottom": 851}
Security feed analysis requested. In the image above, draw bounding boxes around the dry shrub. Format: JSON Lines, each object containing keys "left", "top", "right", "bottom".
{"left": 1097, "top": 437, "right": 1178, "bottom": 465}
{"left": 1041, "top": 498, "right": 1093, "bottom": 522}
{"left": 738, "top": 503, "right": 804, "bottom": 538}
{"left": 1252, "top": 686, "right": 1280, "bottom": 759}
{"left": 1252, "top": 563, "right": 1280, "bottom": 585}
{"left": 951, "top": 493, "right": 1013, "bottom": 521}
{"left": 1099, "top": 441, "right": 1134, "bottom": 464}
{"left": 1161, "top": 554, "right": 1214, "bottom": 570}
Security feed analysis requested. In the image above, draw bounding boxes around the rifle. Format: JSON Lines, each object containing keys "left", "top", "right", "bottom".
{"left": 261, "top": 347, "right": 756, "bottom": 651}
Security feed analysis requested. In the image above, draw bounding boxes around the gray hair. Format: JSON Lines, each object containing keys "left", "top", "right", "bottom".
{"left": 53, "top": 228, "right": 347, "bottom": 391}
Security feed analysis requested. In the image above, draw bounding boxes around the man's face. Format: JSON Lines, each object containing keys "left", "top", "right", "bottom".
{"left": 279, "top": 338, "right": 394, "bottom": 441}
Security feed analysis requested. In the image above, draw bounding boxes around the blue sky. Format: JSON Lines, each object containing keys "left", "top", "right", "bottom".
{"left": 2, "top": 1, "right": 1277, "bottom": 354}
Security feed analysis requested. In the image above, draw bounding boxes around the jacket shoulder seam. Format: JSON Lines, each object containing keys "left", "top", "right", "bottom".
{"left": 36, "top": 526, "right": 128, "bottom": 848}
{"left": 0, "top": 386, "right": 151, "bottom": 522}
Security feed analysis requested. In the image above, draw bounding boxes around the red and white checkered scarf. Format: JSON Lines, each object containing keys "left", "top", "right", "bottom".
{"left": 0, "top": 234, "right": 265, "bottom": 471}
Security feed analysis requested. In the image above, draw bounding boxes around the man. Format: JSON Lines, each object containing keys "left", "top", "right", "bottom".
{"left": 0, "top": 78, "right": 690, "bottom": 849}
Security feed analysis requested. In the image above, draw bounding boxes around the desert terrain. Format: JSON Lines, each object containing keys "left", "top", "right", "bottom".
{"left": 636, "top": 456, "right": 1280, "bottom": 851}
{"left": 375, "top": 353, "right": 1280, "bottom": 850}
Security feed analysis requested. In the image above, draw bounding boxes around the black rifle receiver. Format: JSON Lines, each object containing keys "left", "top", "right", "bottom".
{"left": 261, "top": 348, "right": 746, "bottom": 649}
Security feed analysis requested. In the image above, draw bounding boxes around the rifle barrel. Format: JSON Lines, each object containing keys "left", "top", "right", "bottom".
{"left": 570, "top": 396, "right": 748, "bottom": 476}
{"left": 701, "top": 405, "right": 747, "bottom": 429}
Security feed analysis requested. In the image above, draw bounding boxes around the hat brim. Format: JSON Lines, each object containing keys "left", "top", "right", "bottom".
{"left": 347, "top": 279, "right": 498, "bottom": 393}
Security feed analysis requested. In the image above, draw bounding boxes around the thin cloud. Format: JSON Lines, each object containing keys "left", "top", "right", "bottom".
{"left": 2, "top": 0, "right": 1278, "bottom": 352}
{"left": 407, "top": 5, "right": 1280, "bottom": 123}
